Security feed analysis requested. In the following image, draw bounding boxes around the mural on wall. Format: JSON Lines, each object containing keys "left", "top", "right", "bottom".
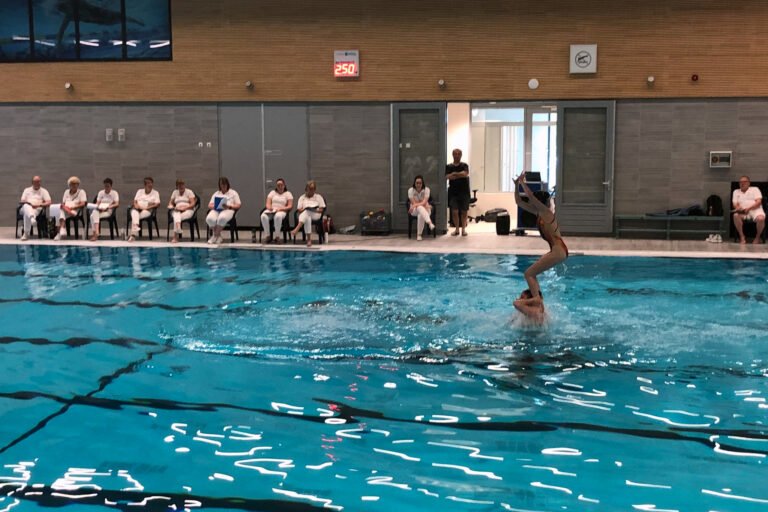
{"left": 0, "top": 0, "right": 171, "bottom": 61}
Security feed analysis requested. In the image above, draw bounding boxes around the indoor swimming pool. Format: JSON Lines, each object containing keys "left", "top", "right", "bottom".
{"left": 1, "top": 245, "right": 767, "bottom": 511}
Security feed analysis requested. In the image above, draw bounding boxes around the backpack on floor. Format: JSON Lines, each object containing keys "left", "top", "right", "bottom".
{"left": 706, "top": 194, "right": 724, "bottom": 217}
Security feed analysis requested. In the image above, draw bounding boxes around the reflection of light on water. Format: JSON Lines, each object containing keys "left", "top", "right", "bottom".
{"left": 272, "top": 488, "right": 343, "bottom": 511}
{"left": 626, "top": 480, "right": 671, "bottom": 489}
{"left": 522, "top": 465, "right": 576, "bottom": 477}
{"left": 373, "top": 448, "right": 420, "bottom": 462}
{"left": 432, "top": 463, "right": 502, "bottom": 480}
{"left": 701, "top": 488, "right": 768, "bottom": 503}
{"left": 541, "top": 447, "right": 582, "bottom": 456}
{"left": 530, "top": 481, "right": 572, "bottom": 494}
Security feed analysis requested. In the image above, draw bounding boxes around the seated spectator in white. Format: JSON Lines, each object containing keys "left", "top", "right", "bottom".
{"left": 206, "top": 177, "right": 241, "bottom": 244}
{"left": 53, "top": 176, "right": 87, "bottom": 241}
{"left": 89, "top": 178, "right": 119, "bottom": 241}
{"left": 19, "top": 175, "right": 52, "bottom": 241}
{"left": 261, "top": 178, "right": 293, "bottom": 243}
{"left": 290, "top": 180, "right": 326, "bottom": 247}
{"left": 128, "top": 177, "right": 160, "bottom": 242}
{"left": 408, "top": 174, "right": 435, "bottom": 241}
{"left": 168, "top": 178, "right": 196, "bottom": 243}
{"left": 732, "top": 175, "right": 766, "bottom": 244}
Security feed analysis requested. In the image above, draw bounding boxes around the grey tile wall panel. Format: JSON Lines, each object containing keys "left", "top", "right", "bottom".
{"left": 615, "top": 98, "right": 768, "bottom": 215}
{"left": 3, "top": 105, "right": 220, "bottom": 231}
{"left": 308, "top": 105, "right": 391, "bottom": 229}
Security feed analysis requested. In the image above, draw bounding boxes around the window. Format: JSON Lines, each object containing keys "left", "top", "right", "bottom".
{"left": 471, "top": 104, "right": 558, "bottom": 192}
{"left": 0, "top": 0, "right": 171, "bottom": 62}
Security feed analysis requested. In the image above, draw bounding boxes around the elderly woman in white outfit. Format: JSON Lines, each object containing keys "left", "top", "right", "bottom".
{"left": 89, "top": 178, "right": 119, "bottom": 241}
{"left": 53, "top": 176, "right": 87, "bottom": 241}
{"left": 290, "top": 181, "right": 326, "bottom": 247}
{"left": 168, "top": 178, "right": 196, "bottom": 243}
{"left": 261, "top": 178, "right": 293, "bottom": 244}
{"left": 408, "top": 174, "right": 435, "bottom": 241}
{"left": 128, "top": 177, "right": 161, "bottom": 242}
{"left": 206, "top": 177, "right": 241, "bottom": 244}
{"left": 19, "top": 175, "right": 52, "bottom": 241}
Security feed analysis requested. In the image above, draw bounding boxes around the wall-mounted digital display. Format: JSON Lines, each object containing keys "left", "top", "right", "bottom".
{"left": 0, "top": 0, "right": 172, "bottom": 62}
{"left": 333, "top": 50, "right": 359, "bottom": 78}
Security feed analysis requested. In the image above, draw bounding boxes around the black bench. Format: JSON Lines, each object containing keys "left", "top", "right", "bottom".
{"left": 614, "top": 215, "right": 725, "bottom": 240}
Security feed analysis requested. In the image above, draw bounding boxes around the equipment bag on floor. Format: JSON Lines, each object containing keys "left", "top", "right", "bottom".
{"left": 483, "top": 208, "right": 508, "bottom": 223}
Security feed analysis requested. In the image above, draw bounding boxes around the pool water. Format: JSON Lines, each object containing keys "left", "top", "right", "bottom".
{"left": 1, "top": 245, "right": 767, "bottom": 511}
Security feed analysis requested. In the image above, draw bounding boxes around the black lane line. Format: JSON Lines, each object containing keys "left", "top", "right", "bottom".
{"left": 0, "top": 336, "right": 161, "bottom": 348}
{"left": 5, "top": 484, "right": 325, "bottom": 511}
{"left": 1, "top": 388, "right": 766, "bottom": 456}
{"left": 0, "top": 297, "right": 208, "bottom": 312}
{"left": 0, "top": 346, "right": 171, "bottom": 456}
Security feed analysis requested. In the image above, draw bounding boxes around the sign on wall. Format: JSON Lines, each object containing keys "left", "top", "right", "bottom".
{"left": 334, "top": 50, "right": 360, "bottom": 77}
{"left": 570, "top": 44, "right": 597, "bottom": 74}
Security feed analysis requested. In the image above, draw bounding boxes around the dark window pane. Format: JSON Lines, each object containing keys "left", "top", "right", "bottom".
{"left": 32, "top": 0, "right": 77, "bottom": 60}
{"left": 0, "top": 0, "right": 31, "bottom": 61}
{"left": 125, "top": 0, "right": 171, "bottom": 59}
{"left": 77, "top": 0, "right": 124, "bottom": 59}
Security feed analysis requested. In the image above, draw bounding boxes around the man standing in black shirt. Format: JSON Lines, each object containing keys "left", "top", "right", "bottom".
{"left": 446, "top": 148, "right": 471, "bottom": 236}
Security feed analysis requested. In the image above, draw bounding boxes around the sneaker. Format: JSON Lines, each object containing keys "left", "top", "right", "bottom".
{"left": 53, "top": 233, "right": 61, "bottom": 241}
{"left": 715, "top": 234, "right": 723, "bottom": 243}
{"left": 207, "top": 235, "right": 216, "bottom": 244}
{"left": 20, "top": 234, "right": 28, "bottom": 241}
{"left": 417, "top": 235, "right": 423, "bottom": 241}
{"left": 127, "top": 235, "right": 135, "bottom": 242}
{"left": 706, "top": 234, "right": 715, "bottom": 243}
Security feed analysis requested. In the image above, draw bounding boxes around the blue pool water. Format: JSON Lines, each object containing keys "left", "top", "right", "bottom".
{"left": 1, "top": 244, "right": 767, "bottom": 511}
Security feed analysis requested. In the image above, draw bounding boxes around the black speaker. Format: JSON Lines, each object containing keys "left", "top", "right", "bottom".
{"left": 496, "top": 213, "right": 510, "bottom": 235}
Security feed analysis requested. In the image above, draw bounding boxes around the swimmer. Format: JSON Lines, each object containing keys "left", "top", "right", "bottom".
{"left": 513, "top": 289, "right": 545, "bottom": 325}
{"left": 513, "top": 172, "right": 568, "bottom": 318}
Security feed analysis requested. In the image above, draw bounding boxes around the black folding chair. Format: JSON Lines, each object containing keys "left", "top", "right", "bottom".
{"left": 206, "top": 209, "right": 239, "bottom": 243}
{"left": 91, "top": 196, "right": 119, "bottom": 240}
{"left": 258, "top": 207, "right": 292, "bottom": 243}
{"left": 407, "top": 197, "right": 437, "bottom": 239}
{"left": 65, "top": 207, "right": 88, "bottom": 239}
{"left": 167, "top": 193, "right": 201, "bottom": 242}
{"left": 292, "top": 209, "right": 327, "bottom": 245}
{"left": 15, "top": 204, "right": 48, "bottom": 239}
{"left": 126, "top": 207, "right": 160, "bottom": 240}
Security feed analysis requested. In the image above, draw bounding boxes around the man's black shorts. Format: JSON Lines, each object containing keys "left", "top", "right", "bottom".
{"left": 448, "top": 195, "right": 470, "bottom": 211}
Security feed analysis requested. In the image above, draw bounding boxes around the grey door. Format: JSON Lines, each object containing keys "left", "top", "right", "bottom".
{"left": 263, "top": 105, "right": 309, "bottom": 208}
{"left": 392, "top": 103, "right": 447, "bottom": 232}
{"left": 555, "top": 101, "right": 615, "bottom": 233}
{"left": 219, "top": 104, "right": 264, "bottom": 227}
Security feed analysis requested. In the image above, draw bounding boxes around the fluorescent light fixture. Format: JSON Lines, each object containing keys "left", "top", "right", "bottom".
{"left": 34, "top": 40, "right": 55, "bottom": 47}
{"left": 126, "top": 40, "right": 139, "bottom": 47}
{"left": 12, "top": 36, "right": 30, "bottom": 41}
{"left": 79, "top": 39, "right": 100, "bottom": 47}
{"left": 110, "top": 40, "right": 123, "bottom": 46}
{"left": 149, "top": 40, "right": 170, "bottom": 48}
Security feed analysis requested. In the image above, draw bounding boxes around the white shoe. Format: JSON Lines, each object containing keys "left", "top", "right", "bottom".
{"left": 417, "top": 235, "right": 423, "bottom": 241}
{"left": 53, "top": 233, "right": 61, "bottom": 241}
{"left": 706, "top": 234, "right": 715, "bottom": 243}
{"left": 215, "top": 236, "right": 223, "bottom": 244}
{"left": 207, "top": 235, "right": 216, "bottom": 244}
{"left": 20, "top": 234, "right": 28, "bottom": 241}
{"left": 715, "top": 234, "right": 723, "bottom": 243}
